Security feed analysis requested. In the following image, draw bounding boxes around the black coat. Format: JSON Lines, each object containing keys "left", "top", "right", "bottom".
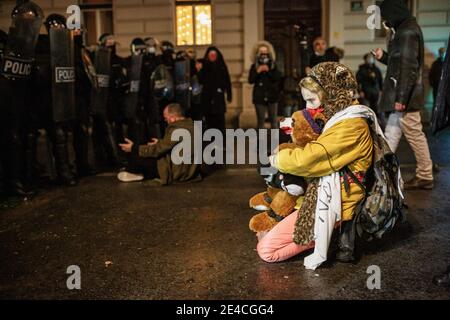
{"left": 248, "top": 64, "right": 282, "bottom": 104}
{"left": 356, "top": 63, "right": 383, "bottom": 101}
{"left": 431, "top": 34, "right": 450, "bottom": 134}
{"left": 378, "top": 16, "right": 425, "bottom": 112}
{"left": 429, "top": 58, "right": 444, "bottom": 90}
{"left": 198, "top": 47, "right": 232, "bottom": 115}
{"left": 309, "top": 47, "right": 340, "bottom": 68}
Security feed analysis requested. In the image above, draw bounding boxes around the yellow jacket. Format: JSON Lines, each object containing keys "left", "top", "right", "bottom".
{"left": 276, "top": 117, "right": 373, "bottom": 221}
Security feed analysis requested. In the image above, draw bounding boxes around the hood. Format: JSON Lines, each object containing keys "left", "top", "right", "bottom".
{"left": 203, "top": 46, "right": 225, "bottom": 61}
{"left": 308, "top": 62, "right": 358, "bottom": 120}
{"left": 251, "top": 40, "right": 276, "bottom": 63}
{"left": 380, "top": 0, "right": 411, "bottom": 29}
{"left": 203, "top": 46, "right": 228, "bottom": 70}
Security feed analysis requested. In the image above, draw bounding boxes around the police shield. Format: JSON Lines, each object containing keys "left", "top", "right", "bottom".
{"left": 174, "top": 58, "right": 191, "bottom": 111}
{"left": 91, "top": 47, "right": 111, "bottom": 115}
{"left": 151, "top": 64, "right": 174, "bottom": 102}
{"left": 1, "top": 2, "right": 43, "bottom": 80}
{"left": 81, "top": 47, "right": 98, "bottom": 89}
{"left": 50, "top": 28, "right": 76, "bottom": 122}
{"left": 125, "top": 54, "right": 143, "bottom": 119}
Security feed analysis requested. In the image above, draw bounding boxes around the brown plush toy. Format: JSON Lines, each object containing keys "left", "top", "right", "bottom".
{"left": 249, "top": 109, "right": 326, "bottom": 233}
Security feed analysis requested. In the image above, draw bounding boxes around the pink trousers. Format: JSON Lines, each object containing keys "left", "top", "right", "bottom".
{"left": 257, "top": 211, "right": 315, "bottom": 263}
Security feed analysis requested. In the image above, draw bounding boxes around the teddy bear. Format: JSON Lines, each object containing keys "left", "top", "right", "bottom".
{"left": 248, "top": 108, "right": 326, "bottom": 233}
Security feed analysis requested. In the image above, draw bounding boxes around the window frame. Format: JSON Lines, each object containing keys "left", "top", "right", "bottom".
{"left": 79, "top": 1, "right": 114, "bottom": 46}
{"left": 175, "top": 0, "right": 213, "bottom": 47}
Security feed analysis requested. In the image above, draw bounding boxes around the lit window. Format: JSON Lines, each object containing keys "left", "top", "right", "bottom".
{"left": 176, "top": 1, "right": 212, "bottom": 46}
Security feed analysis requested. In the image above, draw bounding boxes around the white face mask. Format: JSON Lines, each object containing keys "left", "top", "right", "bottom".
{"left": 148, "top": 47, "right": 156, "bottom": 54}
{"left": 367, "top": 57, "right": 375, "bottom": 64}
{"left": 301, "top": 87, "right": 322, "bottom": 110}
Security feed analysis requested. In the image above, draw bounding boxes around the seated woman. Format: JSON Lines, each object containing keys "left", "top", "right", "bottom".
{"left": 258, "top": 62, "right": 376, "bottom": 270}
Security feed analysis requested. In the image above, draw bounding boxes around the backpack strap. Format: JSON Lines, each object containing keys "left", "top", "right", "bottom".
{"left": 342, "top": 166, "right": 368, "bottom": 196}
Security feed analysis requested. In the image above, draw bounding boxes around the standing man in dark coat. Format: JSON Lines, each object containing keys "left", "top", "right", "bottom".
{"left": 429, "top": 47, "right": 446, "bottom": 104}
{"left": 374, "top": 0, "right": 434, "bottom": 190}
{"left": 356, "top": 53, "right": 383, "bottom": 113}
{"left": 197, "top": 46, "right": 232, "bottom": 134}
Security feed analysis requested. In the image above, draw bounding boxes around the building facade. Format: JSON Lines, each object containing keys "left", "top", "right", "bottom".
{"left": 1, "top": 0, "right": 449, "bottom": 125}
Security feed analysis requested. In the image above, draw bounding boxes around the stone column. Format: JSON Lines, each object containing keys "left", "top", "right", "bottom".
{"left": 238, "top": 0, "right": 264, "bottom": 129}
{"left": 328, "top": 0, "right": 344, "bottom": 49}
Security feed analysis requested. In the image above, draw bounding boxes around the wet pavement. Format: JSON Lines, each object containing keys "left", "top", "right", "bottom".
{"left": 1, "top": 128, "right": 450, "bottom": 300}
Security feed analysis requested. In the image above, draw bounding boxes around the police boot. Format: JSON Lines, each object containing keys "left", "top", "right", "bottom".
{"left": 73, "top": 123, "right": 95, "bottom": 177}
{"left": 23, "top": 131, "right": 39, "bottom": 192}
{"left": 8, "top": 132, "right": 34, "bottom": 197}
{"left": 53, "top": 126, "right": 77, "bottom": 187}
{"left": 103, "top": 120, "right": 121, "bottom": 167}
{"left": 336, "top": 219, "right": 357, "bottom": 263}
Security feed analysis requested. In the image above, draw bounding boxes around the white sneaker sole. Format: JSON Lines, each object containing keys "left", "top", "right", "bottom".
{"left": 117, "top": 172, "right": 145, "bottom": 183}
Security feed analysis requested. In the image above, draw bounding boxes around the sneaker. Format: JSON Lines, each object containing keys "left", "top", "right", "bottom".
{"left": 142, "top": 178, "right": 163, "bottom": 187}
{"left": 403, "top": 176, "right": 434, "bottom": 190}
{"left": 117, "top": 171, "right": 144, "bottom": 183}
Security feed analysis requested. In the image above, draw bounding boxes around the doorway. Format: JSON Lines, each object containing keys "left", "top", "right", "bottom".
{"left": 264, "top": 0, "right": 322, "bottom": 78}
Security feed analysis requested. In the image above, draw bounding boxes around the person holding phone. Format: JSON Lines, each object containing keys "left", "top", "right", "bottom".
{"left": 373, "top": 0, "right": 434, "bottom": 190}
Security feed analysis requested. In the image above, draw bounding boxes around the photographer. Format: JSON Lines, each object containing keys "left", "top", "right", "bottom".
{"left": 249, "top": 41, "right": 282, "bottom": 129}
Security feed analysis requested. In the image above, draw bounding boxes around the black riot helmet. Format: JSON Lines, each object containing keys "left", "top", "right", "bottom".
{"left": 11, "top": 1, "right": 44, "bottom": 20}
{"left": 161, "top": 41, "right": 175, "bottom": 54}
{"left": 130, "top": 37, "right": 146, "bottom": 55}
{"left": 44, "top": 14, "right": 67, "bottom": 32}
{"left": 99, "top": 33, "right": 116, "bottom": 48}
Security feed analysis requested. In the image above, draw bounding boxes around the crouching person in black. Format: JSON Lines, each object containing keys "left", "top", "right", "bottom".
{"left": 117, "top": 103, "right": 201, "bottom": 186}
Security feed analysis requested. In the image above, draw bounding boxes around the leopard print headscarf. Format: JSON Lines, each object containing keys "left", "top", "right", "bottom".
{"left": 293, "top": 62, "right": 358, "bottom": 245}
{"left": 309, "top": 62, "right": 358, "bottom": 120}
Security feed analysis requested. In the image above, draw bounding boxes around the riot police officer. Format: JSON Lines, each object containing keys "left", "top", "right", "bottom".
{"left": 32, "top": 14, "right": 78, "bottom": 187}
{"left": 73, "top": 26, "right": 95, "bottom": 177}
{"left": 0, "top": 29, "right": 5, "bottom": 193}
{"left": 124, "top": 38, "right": 147, "bottom": 145}
{"left": 0, "top": 2, "right": 43, "bottom": 196}
{"left": 143, "top": 37, "right": 162, "bottom": 139}
{"left": 155, "top": 40, "right": 176, "bottom": 135}
{"left": 90, "top": 33, "right": 126, "bottom": 168}
{"left": 160, "top": 41, "right": 176, "bottom": 72}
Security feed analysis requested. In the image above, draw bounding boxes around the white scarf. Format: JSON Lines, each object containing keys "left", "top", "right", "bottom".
{"left": 304, "top": 105, "right": 385, "bottom": 270}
